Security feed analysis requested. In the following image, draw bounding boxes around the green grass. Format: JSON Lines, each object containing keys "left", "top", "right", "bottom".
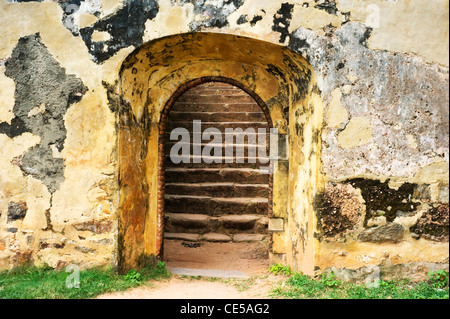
{"left": 270, "top": 269, "right": 449, "bottom": 299}
{"left": 0, "top": 261, "right": 170, "bottom": 299}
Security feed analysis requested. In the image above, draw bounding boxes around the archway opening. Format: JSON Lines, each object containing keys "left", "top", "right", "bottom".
{"left": 117, "top": 32, "right": 323, "bottom": 276}
{"left": 161, "top": 80, "right": 272, "bottom": 275}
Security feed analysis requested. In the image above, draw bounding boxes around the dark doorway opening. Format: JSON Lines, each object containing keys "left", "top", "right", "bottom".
{"left": 162, "top": 81, "right": 271, "bottom": 276}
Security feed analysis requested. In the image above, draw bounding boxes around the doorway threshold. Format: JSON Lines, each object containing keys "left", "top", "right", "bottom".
{"left": 168, "top": 267, "right": 250, "bottom": 279}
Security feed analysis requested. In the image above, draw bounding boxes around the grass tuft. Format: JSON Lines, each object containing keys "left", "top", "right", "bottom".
{"left": 0, "top": 261, "right": 170, "bottom": 299}
{"left": 270, "top": 269, "right": 449, "bottom": 299}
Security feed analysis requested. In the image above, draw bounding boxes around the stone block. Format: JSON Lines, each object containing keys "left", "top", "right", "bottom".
{"left": 7, "top": 201, "right": 28, "bottom": 222}
{"left": 202, "top": 233, "right": 232, "bottom": 242}
{"left": 233, "top": 234, "right": 265, "bottom": 242}
{"left": 268, "top": 218, "right": 284, "bottom": 232}
{"left": 357, "top": 223, "right": 405, "bottom": 243}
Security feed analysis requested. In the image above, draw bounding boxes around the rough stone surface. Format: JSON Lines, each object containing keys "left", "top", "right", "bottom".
{"left": 164, "top": 233, "right": 201, "bottom": 242}
{"left": 0, "top": 33, "right": 87, "bottom": 193}
{"left": 315, "top": 183, "right": 363, "bottom": 241}
{"left": 344, "top": 178, "right": 418, "bottom": 225}
{"left": 202, "top": 233, "right": 232, "bottom": 242}
{"left": 323, "top": 259, "right": 450, "bottom": 283}
{"left": 289, "top": 22, "right": 449, "bottom": 180}
{"left": 357, "top": 223, "right": 405, "bottom": 244}
{"left": 410, "top": 203, "right": 449, "bottom": 242}
{"left": 233, "top": 234, "right": 265, "bottom": 242}
{"left": 7, "top": 201, "right": 28, "bottom": 222}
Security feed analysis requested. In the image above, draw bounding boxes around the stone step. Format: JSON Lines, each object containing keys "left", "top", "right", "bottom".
{"left": 164, "top": 168, "right": 269, "bottom": 183}
{"left": 172, "top": 102, "right": 262, "bottom": 113}
{"left": 164, "top": 160, "right": 273, "bottom": 169}
{"left": 168, "top": 111, "right": 266, "bottom": 122}
{"left": 164, "top": 154, "right": 270, "bottom": 166}
{"left": 164, "top": 157, "right": 272, "bottom": 169}
{"left": 177, "top": 94, "right": 255, "bottom": 104}
{"left": 164, "top": 195, "right": 268, "bottom": 215}
{"left": 167, "top": 121, "right": 270, "bottom": 131}
{"left": 164, "top": 213, "right": 268, "bottom": 234}
{"left": 164, "top": 132, "right": 271, "bottom": 141}
{"left": 164, "top": 232, "right": 266, "bottom": 243}
{"left": 165, "top": 141, "right": 269, "bottom": 152}
{"left": 165, "top": 183, "right": 269, "bottom": 197}
{"left": 181, "top": 88, "right": 250, "bottom": 96}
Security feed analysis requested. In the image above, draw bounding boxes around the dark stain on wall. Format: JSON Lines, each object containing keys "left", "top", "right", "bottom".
{"left": 314, "top": 0, "right": 338, "bottom": 15}
{"left": 79, "top": 0, "right": 159, "bottom": 64}
{"left": 7, "top": 201, "right": 28, "bottom": 222}
{"left": 170, "top": 0, "right": 243, "bottom": 31}
{"left": 314, "top": 183, "right": 363, "bottom": 241}
{"left": 410, "top": 203, "right": 449, "bottom": 242}
{"left": 237, "top": 14, "right": 248, "bottom": 25}
{"left": 0, "top": 33, "right": 87, "bottom": 193}
{"left": 344, "top": 178, "right": 419, "bottom": 226}
{"left": 102, "top": 81, "right": 121, "bottom": 113}
{"left": 272, "top": 2, "right": 294, "bottom": 43}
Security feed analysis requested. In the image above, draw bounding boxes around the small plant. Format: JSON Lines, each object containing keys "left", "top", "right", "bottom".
{"left": 428, "top": 270, "right": 449, "bottom": 289}
{"left": 157, "top": 261, "right": 166, "bottom": 270}
{"left": 320, "top": 271, "right": 340, "bottom": 288}
{"left": 124, "top": 269, "right": 142, "bottom": 283}
{"left": 269, "top": 263, "right": 293, "bottom": 276}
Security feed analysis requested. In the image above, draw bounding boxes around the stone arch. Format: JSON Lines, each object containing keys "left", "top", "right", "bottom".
{"left": 117, "top": 32, "right": 324, "bottom": 275}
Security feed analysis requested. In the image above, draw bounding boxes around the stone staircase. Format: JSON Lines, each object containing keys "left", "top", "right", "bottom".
{"left": 163, "top": 82, "right": 270, "bottom": 243}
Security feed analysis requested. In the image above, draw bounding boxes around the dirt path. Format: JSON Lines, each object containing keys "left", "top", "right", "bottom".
{"left": 98, "top": 240, "right": 282, "bottom": 299}
{"left": 97, "top": 274, "right": 282, "bottom": 299}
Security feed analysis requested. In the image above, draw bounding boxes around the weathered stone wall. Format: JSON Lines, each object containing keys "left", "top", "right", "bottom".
{"left": 0, "top": 0, "right": 448, "bottom": 278}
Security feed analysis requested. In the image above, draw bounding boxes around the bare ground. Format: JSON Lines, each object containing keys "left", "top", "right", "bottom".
{"left": 98, "top": 240, "right": 283, "bottom": 299}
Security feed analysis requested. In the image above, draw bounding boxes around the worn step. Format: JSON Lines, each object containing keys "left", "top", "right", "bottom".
{"left": 168, "top": 111, "right": 266, "bottom": 122}
{"left": 167, "top": 121, "right": 269, "bottom": 131}
{"left": 164, "top": 160, "right": 273, "bottom": 169}
{"left": 164, "top": 213, "right": 268, "bottom": 234}
{"left": 172, "top": 102, "right": 262, "bottom": 113}
{"left": 164, "top": 158, "right": 272, "bottom": 169}
{"left": 165, "top": 213, "right": 210, "bottom": 230}
{"left": 165, "top": 183, "right": 269, "bottom": 197}
{"left": 164, "top": 195, "right": 268, "bottom": 215}
{"left": 164, "top": 168, "right": 269, "bottom": 183}
{"left": 164, "top": 132, "right": 271, "bottom": 142}
{"left": 164, "top": 154, "right": 270, "bottom": 167}
{"left": 219, "top": 214, "right": 267, "bottom": 231}
{"left": 165, "top": 141, "right": 268, "bottom": 154}
{"left": 164, "top": 232, "right": 266, "bottom": 243}
{"left": 177, "top": 94, "right": 255, "bottom": 104}
{"left": 164, "top": 232, "right": 201, "bottom": 241}
{"left": 233, "top": 234, "right": 266, "bottom": 242}
{"left": 181, "top": 89, "right": 252, "bottom": 96}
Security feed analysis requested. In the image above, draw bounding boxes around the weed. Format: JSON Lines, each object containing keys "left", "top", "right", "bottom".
{"left": 272, "top": 270, "right": 449, "bottom": 299}
{"left": 269, "top": 263, "right": 293, "bottom": 276}
{"left": 320, "top": 271, "right": 340, "bottom": 288}
{"left": 124, "top": 269, "right": 142, "bottom": 283}
{"left": 428, "top": 270, "right": 449, "bottom": 289}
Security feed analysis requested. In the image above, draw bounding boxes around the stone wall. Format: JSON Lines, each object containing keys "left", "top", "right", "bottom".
{"left": 0, "top": 0, "right": 448, "bottom": 278}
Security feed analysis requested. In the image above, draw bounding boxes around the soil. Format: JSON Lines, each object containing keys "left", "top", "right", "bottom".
{"left": 163, "top": 239, "right": 269, "bottom": 275}
{"left": 97, "top": 239, "right": 281, "bottom": 299}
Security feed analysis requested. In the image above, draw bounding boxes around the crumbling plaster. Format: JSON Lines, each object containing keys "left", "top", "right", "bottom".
{"left": 0, "top": 0, "right": 448, "bottom": 276}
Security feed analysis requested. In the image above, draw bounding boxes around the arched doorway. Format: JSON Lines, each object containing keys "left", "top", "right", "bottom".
{"left": 117, "top": 33, "right": 324, "bottom": 275}
{"left": 161, "top": 79, "right": 272, "bottom": 275}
